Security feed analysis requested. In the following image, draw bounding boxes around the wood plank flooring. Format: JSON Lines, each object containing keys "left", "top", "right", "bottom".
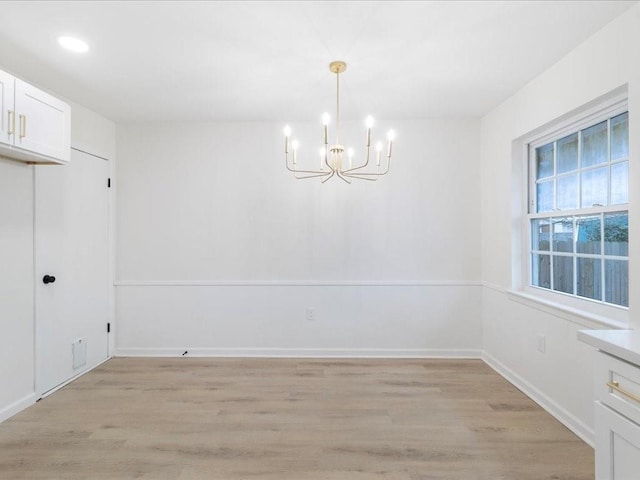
{"left": 0, "top": 358, "right": 593, "bottom": 479}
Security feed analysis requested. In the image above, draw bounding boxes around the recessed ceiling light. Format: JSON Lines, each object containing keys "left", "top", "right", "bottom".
{"left": 57, "top": 36, "right": 89, "bottom": 53}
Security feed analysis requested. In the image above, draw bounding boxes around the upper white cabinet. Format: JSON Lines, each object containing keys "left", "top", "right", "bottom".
{"left": 0, "top": 68, "right": 70, "bottom": 165}
{"left": 0, "top": 69, "right": 15, "bottom": 146}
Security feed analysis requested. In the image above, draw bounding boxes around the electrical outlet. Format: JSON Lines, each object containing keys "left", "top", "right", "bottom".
{"left": 536, "top": 334, "right": 546, "bottom": 353}
{"left": 306, "top": 307, "right": 315, "bottom": 321}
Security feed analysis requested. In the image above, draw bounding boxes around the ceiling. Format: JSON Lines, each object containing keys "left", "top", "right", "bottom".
{"left": 0, "top": 1, "right": 636, "bottom": 123}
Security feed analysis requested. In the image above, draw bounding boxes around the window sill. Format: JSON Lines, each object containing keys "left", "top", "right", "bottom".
{"left": 506, "top": 289, "right": 628, "bottom": 330}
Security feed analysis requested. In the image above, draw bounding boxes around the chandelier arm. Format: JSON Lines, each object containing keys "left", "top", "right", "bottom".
{"left": 290, "top": 168, "right": 332, "bottom": 175}
{"left": 285, "top": 151, "right": 296, "bottom": 172}
{"left": 343, "top": 157, "right": 391, "bottom": 176}
{"left": 342, "top": 147, "right": 369, "bottom": 173}
{"left": 321, "top": 170, "right": 336, "bottom": 183}
{"left": 294, "top": 172, "right": 333, "bottom": 179}
{"left": 342, "top": 143, "right": 372, "bottom": 173}
{"left": 286, "top": 153, "right": 332, "bottom": 176}
{"left": 336, "top": 171, "right": 352, "bottom": 184}
{"left": 286, "top": 145, "right": 335, "bottom": 176}
{"left": 342, "top": 171, "right": 387, "bottom": 177}
{"left": 287, "top": 167, "right": 331, "bottom": 175}
{"left": 324, "top": 146, "right": 334, "bottom": 172}
{"left": 342, "top": 173, "right": 378, "bottom": 181}
{"left": 342, "top": 162, "right": 369, "bottom": 173}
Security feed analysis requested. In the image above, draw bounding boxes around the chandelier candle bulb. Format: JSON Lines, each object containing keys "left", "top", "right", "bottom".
{"left": 292, "top": 140, "right": 299, "bottom": 165}
{"left": 387, "top": 130, "right": 395, "bottom": 157}
{"left": 376, "top": 142, "right": 382, "bottom": 166}
{"left": 284, "top": 125, "right": 291, "bottom": 154}
{"left": 365, "top": 116, "right": 374, "bottom": 146}
{"left": 322, "top": 113, "right": 329, "bottom": 144}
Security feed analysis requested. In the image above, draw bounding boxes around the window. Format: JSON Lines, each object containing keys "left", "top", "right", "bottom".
{"left": 528, "top": 110, "right": 628, "bottom": 307}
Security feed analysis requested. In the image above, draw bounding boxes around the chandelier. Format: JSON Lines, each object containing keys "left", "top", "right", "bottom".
{"left": 283, "top": 61, "right": 395, "bottom": 184}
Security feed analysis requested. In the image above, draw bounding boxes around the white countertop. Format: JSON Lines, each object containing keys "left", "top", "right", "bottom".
{"left": 578, "top": 329, "right": 640, "bottom": 367}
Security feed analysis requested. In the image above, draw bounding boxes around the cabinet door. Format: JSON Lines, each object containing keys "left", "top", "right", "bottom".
{"left": 595, "top": 401, "right": 640, "bottom": 480}
{"left": 0, "top": 70, "right": 15, "bottom": 146}
{"left": 14, "top": 79, "right": 70, "bottom": 162}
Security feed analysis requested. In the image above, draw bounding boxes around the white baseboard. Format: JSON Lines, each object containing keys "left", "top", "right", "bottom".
{"left": 39, "top": 356, "right": 113, "bottom": 399}
{"left": 115, "top": 280, "right": 482, "bottom": 287}
{"left": 482, "top": 350, "right": 594, "bottom": 448}
{"left": 0, "top": 392, "right": 37, "bottom": 424}
{"left": 115, "top": 347, "right": 482, "bottom": 359}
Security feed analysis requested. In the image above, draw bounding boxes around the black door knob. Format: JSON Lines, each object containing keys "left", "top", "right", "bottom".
{"left": 43, "top": 275, "right": 56, "bottom": 284}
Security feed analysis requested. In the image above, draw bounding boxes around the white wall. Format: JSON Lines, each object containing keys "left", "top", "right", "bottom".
{"left": 0, "top": 100, "right": 115, "bottom": 422}
{"left": 480, "top": 3, "right": 640, "bottom": 446}
{"left": 0, "top": 158, "right": 35, "bottom": 421}
{"left": 69, "top": 100, "right": 117, "bottom": 161}
{"left": 115, "top": 119, "right": 483, "bottom": 356}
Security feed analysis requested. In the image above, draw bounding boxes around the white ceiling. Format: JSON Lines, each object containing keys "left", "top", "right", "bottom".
{"left": 0, "top": 1, "right": 636, "bottom": 123}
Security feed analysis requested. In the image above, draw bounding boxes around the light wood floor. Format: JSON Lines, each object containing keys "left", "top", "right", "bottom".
{"left": 0, "top": 358, "right": 593, "bottom": 479}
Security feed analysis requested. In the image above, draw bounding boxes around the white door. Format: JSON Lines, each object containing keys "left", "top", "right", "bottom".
{"left": 14, "top": 79, "right": 70, "bottom": 162}
{"left": 35, "top": 148, "right": 110, "bottom": 395}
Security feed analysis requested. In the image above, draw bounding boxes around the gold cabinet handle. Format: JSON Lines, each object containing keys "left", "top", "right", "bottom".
{"left": 19, "top": 114, "right": 26, "bottom": 139}
{"left": 607, "top": 381, "right": 640, "bottom": 404}
{"left": 8, "top": 110, "right": 15, "bottom": 135}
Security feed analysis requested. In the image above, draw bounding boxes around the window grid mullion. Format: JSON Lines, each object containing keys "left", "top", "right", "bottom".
{"left": 550, "top": 216, "right": 555, "bottom": 291}
{"left": 607, "top": 118, "right": 612, "bottom": 207}
{"left": 530, "top": 145, "right": 536, "bottom": 214}
{"left": 577, "top": 129, "right": 582, "bottom": 209}
{"left": 573, "top": 217, "right": 577, "bottom": 296}
{"left": 532, "top": 251, "right": 629, "bottom": 260}
{"left": 553, "top": 140, "right": 558, "bottom": 211}
{"left": 529, "top": 204, "right": 628, "bottom": 220}
{"left": 601, "top": 212, "right": 606, "bottom": 302}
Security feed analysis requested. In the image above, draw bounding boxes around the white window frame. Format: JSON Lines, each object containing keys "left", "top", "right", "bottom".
{"left": 518, "top": 94, "right": 629, "bottom": 325}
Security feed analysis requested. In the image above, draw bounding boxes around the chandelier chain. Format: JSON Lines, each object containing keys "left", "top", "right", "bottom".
{"left": 336, "top": 70, "right": 340, "bottom": 145}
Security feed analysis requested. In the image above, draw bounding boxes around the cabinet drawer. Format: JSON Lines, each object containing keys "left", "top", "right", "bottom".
{"left": 595, "top": 351, "right": 640, "bottom": 424}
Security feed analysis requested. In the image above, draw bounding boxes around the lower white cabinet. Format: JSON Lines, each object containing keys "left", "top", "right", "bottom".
{"left": 578, "top": 330, "right": 640, "bottom": 480}
{"left": 595, "top": 401, "right": 640, "bottom": 480}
